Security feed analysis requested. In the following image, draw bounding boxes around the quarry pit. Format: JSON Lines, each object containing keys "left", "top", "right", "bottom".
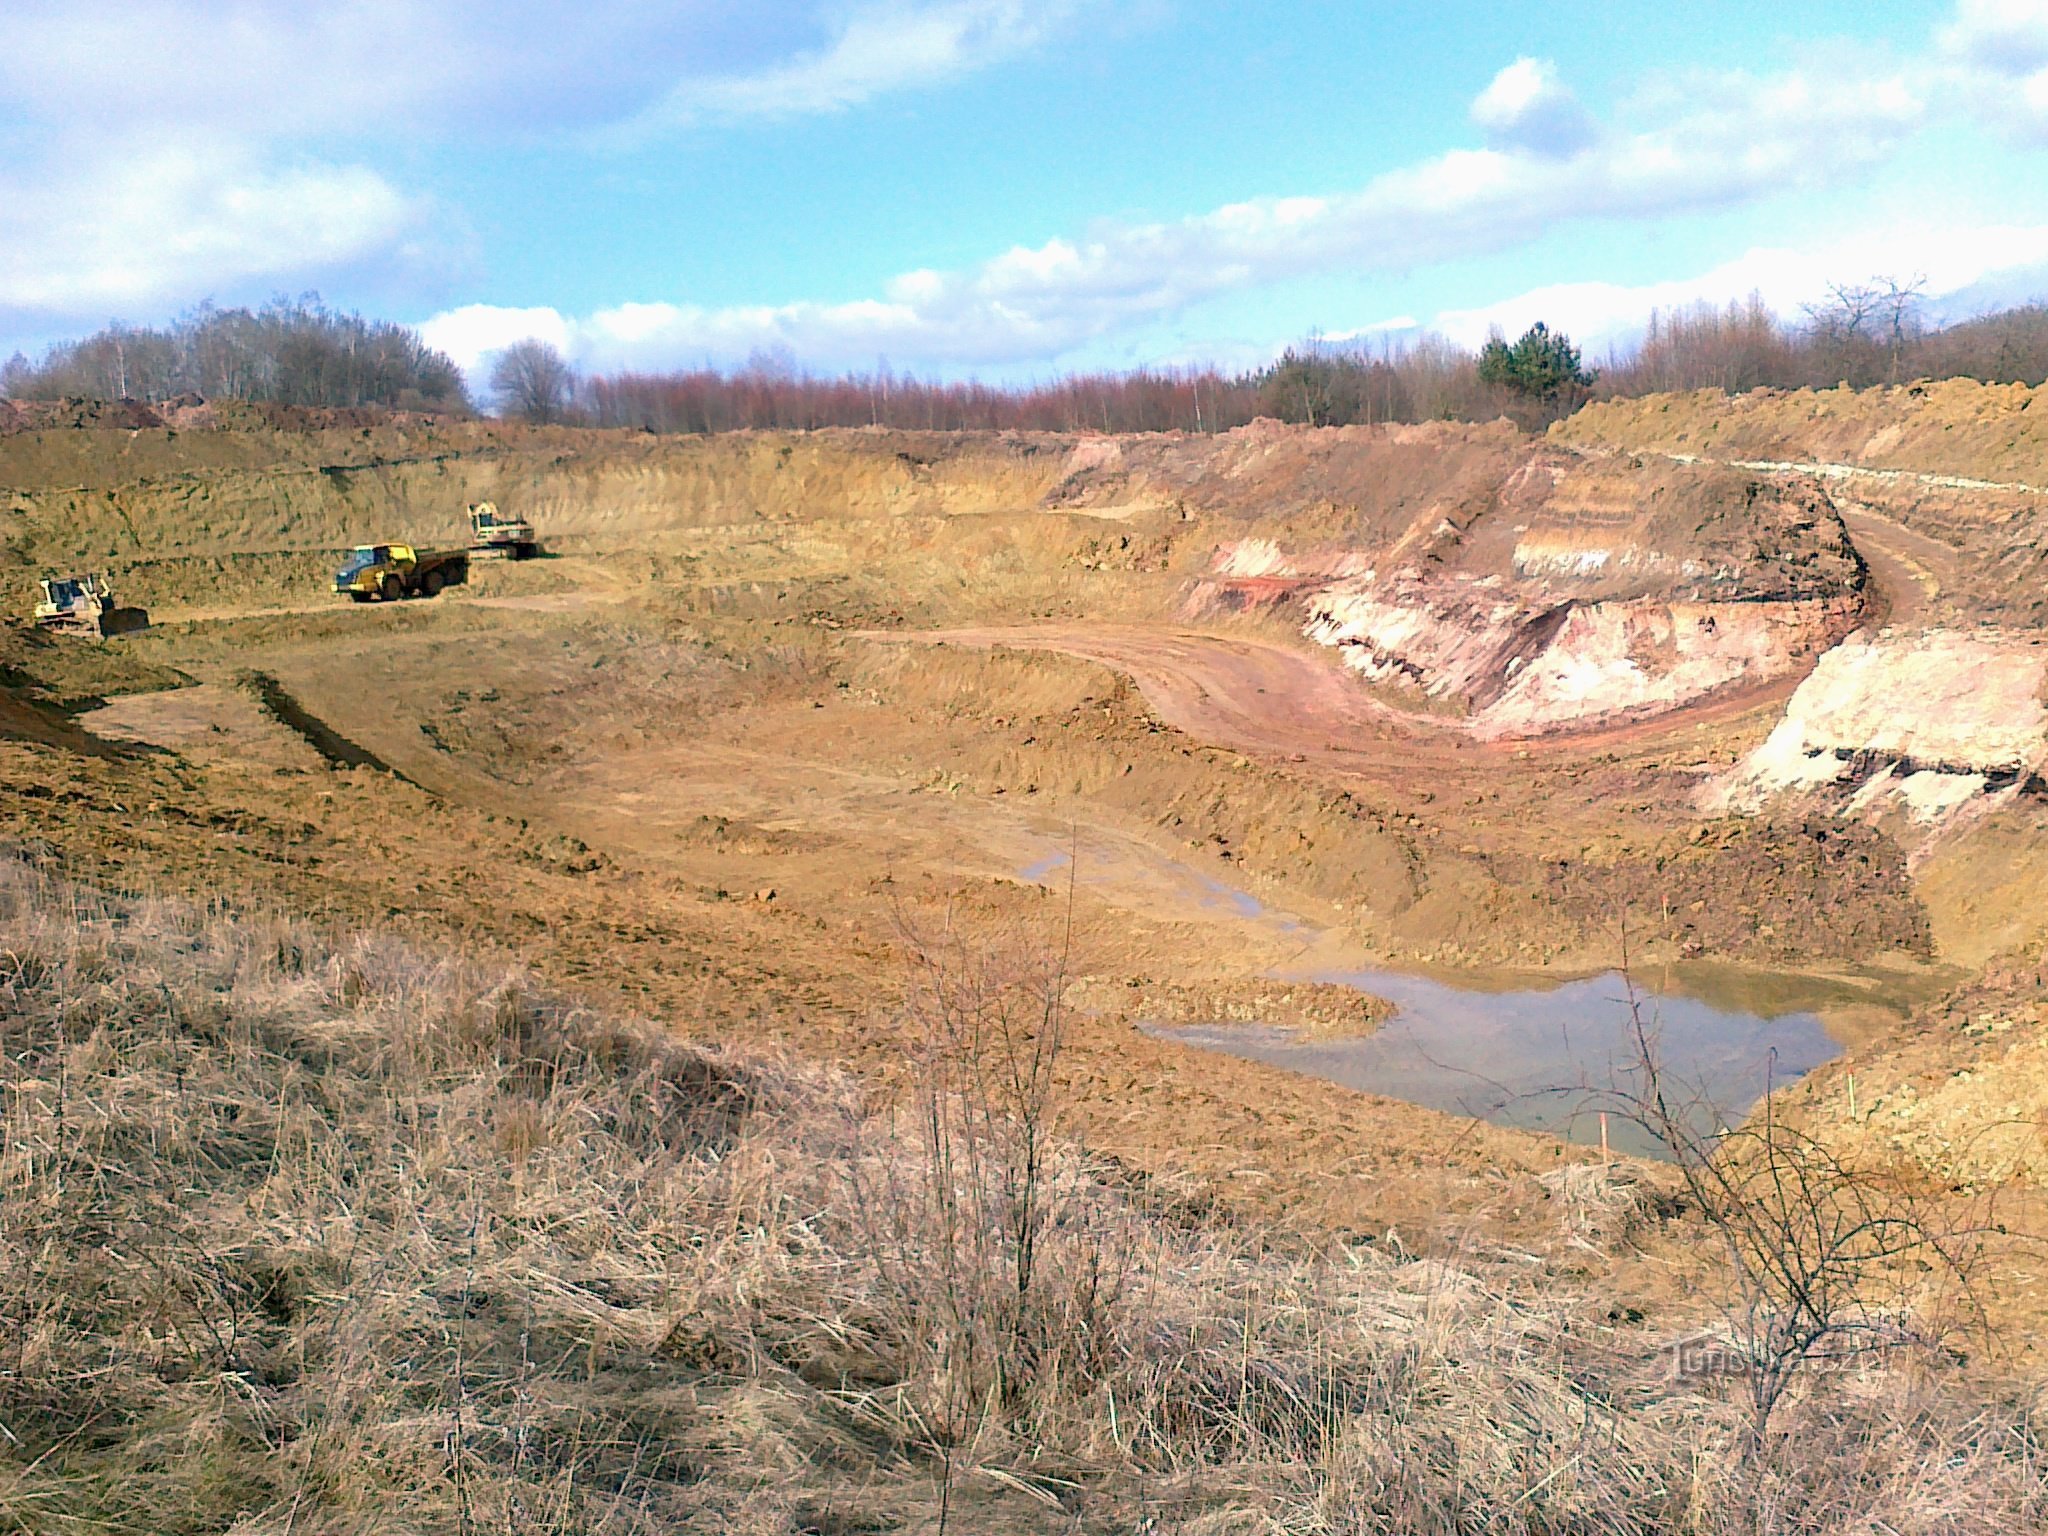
{"left": 5, "top": 380, "right": 2048, "bottom": 1243}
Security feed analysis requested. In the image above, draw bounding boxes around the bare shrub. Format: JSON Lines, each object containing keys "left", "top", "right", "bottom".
{"left": 847, "top": 905, "right": 1144, "bottom": 1522}
{"left": 1613, "top": 966, "right": 2000, "bottom": 1455}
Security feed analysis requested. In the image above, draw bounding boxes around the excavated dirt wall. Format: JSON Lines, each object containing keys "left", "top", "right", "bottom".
{"left": 1705, "top": 629, "right": 2048, "bottom": 828}
{"left": 1557, "top": 382, "right": 2048, "bottom": 624}
{"left": 1189, "top": 449, "right": 1869, "bottom": 736}
{"left": 0, "top": 427, "right": 1075, "bottom": 571}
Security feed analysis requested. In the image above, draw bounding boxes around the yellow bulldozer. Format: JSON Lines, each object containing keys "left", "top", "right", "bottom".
{"left": 467, "top": 501, "right": 540, "bottom": 560}
{"left": 333, "top": 544, "right": 470, "bottom": 603}
{"left": 34, "top": 575, "right": 150, "bottom": 637}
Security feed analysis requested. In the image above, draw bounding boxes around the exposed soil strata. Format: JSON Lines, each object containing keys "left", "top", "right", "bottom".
{"left": 1196, "top": 452, "right": 1865, "bottom": 738}
{"left": 1705, "top": 628, "right": 2048, "bottom": 834}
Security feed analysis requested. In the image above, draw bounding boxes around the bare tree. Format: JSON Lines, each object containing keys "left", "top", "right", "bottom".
{"left": 1803, "top": 281, "right": 1880, "bottom": 342}
{"left": 488, "top": 338, "right": 578, "bottom": 424}
{"left": 2, "top": 298, "right": 469, "bottom": 411}
{"left": 1799, "top": 279, "right": 1931, "bottom": 388}
{"left": 1877, "top": 273, "right": 1929, "bottom": 384}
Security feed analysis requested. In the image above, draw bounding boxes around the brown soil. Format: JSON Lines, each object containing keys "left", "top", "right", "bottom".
{"left": 2, "top": 399, "right": 2044, "bottom": 1314}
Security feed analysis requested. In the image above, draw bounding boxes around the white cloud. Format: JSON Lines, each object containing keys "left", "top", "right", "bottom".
{"left": 1470, "top": 57, "right": 1599, "bottom": 156}
{"left": 417, "top": 304, "right": 577, "bottom": 376}
{"left": 0, "top": 2, "right": 1092, "bottom": 328}
{"left": 628, "top": 0, "right": 1082, "bottom": 131}
{"left": 0, "top": 4, "right": 487, "bottom": 142}
{"left": 0, "top": 139, "right": 423, "bottom": 316}
{"left": 1940, "top": 0, "right": 2048, "bottom": 72}
{"left": 1938, "top": 0, "right": 2048, "bottom": 139}
{"left": 1428, "top": 222, "right": 2048, "bottom": 352}
{"left": 1325, "top": 316, "right": 1421, "bottom": 341}
{"left": 0, "top": 2, "right": 735, "bottom": 140}
{"left": 423, "top": 56, "right": 1928, "bottom": 373}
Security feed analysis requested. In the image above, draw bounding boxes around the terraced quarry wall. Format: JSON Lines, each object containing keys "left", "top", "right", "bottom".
{"left": 0, "top": 422, "right": 1091, "bottom": 614}
{"left": 1557, "top": 379, "right": 2048, "bottom": 625}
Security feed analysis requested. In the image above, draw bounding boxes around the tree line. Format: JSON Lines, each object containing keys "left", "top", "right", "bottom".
{"left": 503, "top": 333, "right": 1561, "bottom": 434}
{"left": 1599, "top": 282, "right": 2048, "bottom": 396}
{"left": 1, "top": 298, "right": 471, "bottom": 413}
{"left": 10, "top": 278, "right": 2048, "bottom": 431}
{"left": 506, "top": 280, "right": 2048, "bottom": 434}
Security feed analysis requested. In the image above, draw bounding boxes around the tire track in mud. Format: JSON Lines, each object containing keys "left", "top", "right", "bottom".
{"left": 233, "top": 669, "right": 415, "bottom": 781}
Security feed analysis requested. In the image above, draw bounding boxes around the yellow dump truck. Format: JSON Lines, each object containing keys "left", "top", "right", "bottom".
{"left": 34, "top": 575, "right": 150, "bottom": 636}
{"left": 467, "top": 501, "right": 540, "bottom": 560}
{"left": 333, "top": 544, "right": 470, "bottom": 603}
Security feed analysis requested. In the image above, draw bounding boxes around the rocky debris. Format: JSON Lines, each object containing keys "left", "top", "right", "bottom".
{"left": 1702, "top": 628, "right": 2048, "bottom": 829}
{"left": 0, "top": 397, "right": 166, "bottom": 434}
{"left": 1490, "top": 814, "right": 1931, "bottom": 964}
{"left": 1494, "top": 451, "right": 1866, "bottom": 604}
{"left": 0, "top": 394, "right": 447, "bottom": 438}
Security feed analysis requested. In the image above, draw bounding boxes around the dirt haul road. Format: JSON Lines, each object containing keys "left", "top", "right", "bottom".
{"left": 870, "top": 621, "right": 1823, "bottom": 768}
{"left": 868, "top": 625, "right": 1450, "bottom": 763}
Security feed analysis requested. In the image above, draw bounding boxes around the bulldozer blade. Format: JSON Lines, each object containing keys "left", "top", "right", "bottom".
{"left": 98, "top": 607, "right": 151, "bottom": 637}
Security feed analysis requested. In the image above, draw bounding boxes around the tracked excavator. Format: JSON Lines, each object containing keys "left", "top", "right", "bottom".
{"left": 467, "top": 501, "right": 540, "bottom": 560}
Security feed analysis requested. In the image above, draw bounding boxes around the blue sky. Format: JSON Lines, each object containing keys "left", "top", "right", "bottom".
{"left": 4, "top": 1, "right": 2048, "bottom": 383}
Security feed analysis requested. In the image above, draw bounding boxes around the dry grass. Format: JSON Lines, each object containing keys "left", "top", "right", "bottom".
{"left": 0, "top": 848, "right": 2043, "bottom": 1533}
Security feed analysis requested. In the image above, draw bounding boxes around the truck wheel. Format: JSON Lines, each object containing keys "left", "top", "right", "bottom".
{"left": 421, "top": 569, "right": 445, "bottom": 597}
{"left": 381, "top": 575, "right": 404, "bottom": 602}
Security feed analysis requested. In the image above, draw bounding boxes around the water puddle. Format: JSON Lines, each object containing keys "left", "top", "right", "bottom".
{"left": 1014, "top": 838, "right": 1316, "bottom": 943}
{"left": 1019, "top": 850, "right": 1072, "bottom": 883}
{"left": 1151, "top": 964, "right": 1888, "bottom": 1158}
{"left": 1013, "top": 835, "right": 1923, "bottom": 1158}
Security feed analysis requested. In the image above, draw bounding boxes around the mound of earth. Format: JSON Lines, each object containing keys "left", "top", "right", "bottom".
{"left": 1556, "top": 382, "right": 2048, "bottom": 625}
{"left": 1557, "top": 378, "right": 2048, "bottom": 487}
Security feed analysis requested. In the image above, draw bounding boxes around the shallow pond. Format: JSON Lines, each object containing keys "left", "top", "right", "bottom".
{"left": 1149, "top": 963, "right": 1923, "bottom": 1159}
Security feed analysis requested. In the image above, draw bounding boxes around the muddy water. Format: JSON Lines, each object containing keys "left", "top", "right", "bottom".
{"left": 1013, "top": 840, "right": 1931, "bottom": 1158}
{"left": 1152, "top": 964, "right": 1915, "bottom": 1159}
